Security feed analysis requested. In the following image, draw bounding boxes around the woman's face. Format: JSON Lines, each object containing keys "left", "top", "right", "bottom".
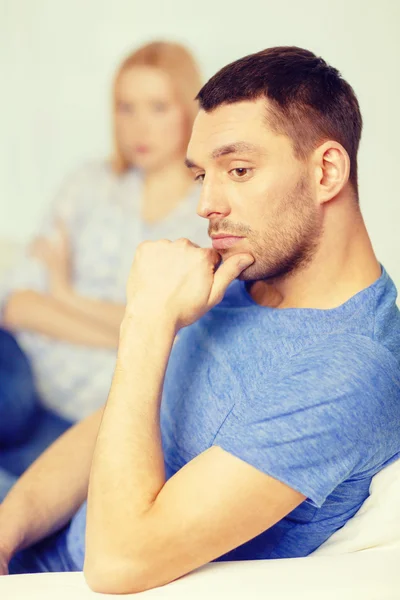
{"left": 115, "top": 66, "right": 189, "bottom": 171}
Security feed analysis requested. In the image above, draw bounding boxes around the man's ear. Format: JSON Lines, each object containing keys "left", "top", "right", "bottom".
{"left": 313, "top": 141, "right": 350, "bottom": 205}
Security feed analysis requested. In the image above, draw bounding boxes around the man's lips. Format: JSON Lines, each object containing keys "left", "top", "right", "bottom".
{"left": 211, "top": 235, "right": 244, "bottom": 250}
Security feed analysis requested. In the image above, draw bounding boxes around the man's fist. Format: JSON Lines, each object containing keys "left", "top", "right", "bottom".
{"left": 125, "top": 238, "right": 254, "bottom": 331}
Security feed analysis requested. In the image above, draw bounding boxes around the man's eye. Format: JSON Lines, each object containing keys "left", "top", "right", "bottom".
{"left": 230, "top": 168, "right": 251, "bottom": 179}
{"left": 194, "top": 173, "right": 205, "bottom": 183}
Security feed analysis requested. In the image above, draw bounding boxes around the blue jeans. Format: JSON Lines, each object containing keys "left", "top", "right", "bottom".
{"left": 0, "top": 328, "right": 72, "bottom": 476}
{"left": 0, "top": 468, "right": 78, "bottom": 573}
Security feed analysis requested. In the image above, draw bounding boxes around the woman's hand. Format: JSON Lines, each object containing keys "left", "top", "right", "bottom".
{"left": 30, "top": 221, "right": 72, "bottom": 299}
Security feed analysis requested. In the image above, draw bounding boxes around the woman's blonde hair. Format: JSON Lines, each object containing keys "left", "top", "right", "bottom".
{"left": 111, "top": 41, "right": 203, "bottom": 174}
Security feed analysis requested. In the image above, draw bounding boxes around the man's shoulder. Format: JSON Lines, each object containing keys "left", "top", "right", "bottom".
{"left": 287, "top": 333, "right": 398, "bottom": 378}
{"left": 275, "top": 334, "right": 400, "bottom": 417}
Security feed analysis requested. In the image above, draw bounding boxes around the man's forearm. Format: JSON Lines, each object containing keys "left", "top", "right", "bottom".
{"left": 4, "top": 290, "right": 119, "bottom": 348}
{"left": 85, "top": 312, "right": 175, "bottom": 578}
{"left": 0, "top": 408, "right": 102, "bottom": 562}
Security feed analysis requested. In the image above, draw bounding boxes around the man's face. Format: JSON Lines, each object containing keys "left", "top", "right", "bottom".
{"left": 186, "top": 99, "right": 323, "bottom": 281}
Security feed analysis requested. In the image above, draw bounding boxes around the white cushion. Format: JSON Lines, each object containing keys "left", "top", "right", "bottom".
{"left": 313, "top": 456, "right": 400, "bottom": 555}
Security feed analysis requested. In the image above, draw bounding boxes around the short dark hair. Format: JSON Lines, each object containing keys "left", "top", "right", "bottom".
{"left": 196, "top": 46, "right": 362, "bottom": 192}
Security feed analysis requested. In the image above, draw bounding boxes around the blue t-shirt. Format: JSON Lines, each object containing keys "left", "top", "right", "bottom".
{"left": 67, "top": 267, "right": 400, "bottom": 567}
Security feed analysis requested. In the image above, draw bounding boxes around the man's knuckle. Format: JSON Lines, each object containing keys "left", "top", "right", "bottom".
{"left": 175, "top": 237, "right": 191, "bottom": 246}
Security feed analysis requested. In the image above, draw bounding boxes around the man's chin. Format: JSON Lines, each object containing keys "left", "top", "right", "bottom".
{"left": 237, "top": 265, "right": 257, "bottom": 281}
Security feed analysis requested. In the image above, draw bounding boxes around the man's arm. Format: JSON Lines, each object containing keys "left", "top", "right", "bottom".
{"left": 85, "top": 313, "right": 304, "bottom": 594}
{"left": 0, "top": 408, "right": 103, "bottom": 571}
{"left": 3, "top": 290, "right": 119, "bottom": 348}
{"left": 84, "top": 240, "right": 304, "bottom": 594}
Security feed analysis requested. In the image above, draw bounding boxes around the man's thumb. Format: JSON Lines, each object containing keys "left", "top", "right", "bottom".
{"left": 209, "top": 254, "right": 254, "bottom": 307}
{"left": 237, "top": 254, "right": 255, "bottom": 271}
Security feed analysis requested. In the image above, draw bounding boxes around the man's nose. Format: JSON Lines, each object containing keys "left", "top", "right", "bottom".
{"left": 196, "top": 179, "right": 231, "bottom": 220}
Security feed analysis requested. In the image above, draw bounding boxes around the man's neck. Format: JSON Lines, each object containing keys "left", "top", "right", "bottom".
{"left": 250, "top": 198, "right": 382, "bottom": 310}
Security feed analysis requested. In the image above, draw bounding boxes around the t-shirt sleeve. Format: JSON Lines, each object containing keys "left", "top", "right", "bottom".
{"left": 213, "top": 337, "right": 391, "bottom": 507}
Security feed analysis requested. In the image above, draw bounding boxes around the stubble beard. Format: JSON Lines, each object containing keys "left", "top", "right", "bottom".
{"left": 214, "top": 176, "right": 323, "bottom": 283}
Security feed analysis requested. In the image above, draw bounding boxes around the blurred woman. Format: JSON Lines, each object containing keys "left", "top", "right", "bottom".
{"left": 0, "top": 41, "right": 207, "bottom": 475}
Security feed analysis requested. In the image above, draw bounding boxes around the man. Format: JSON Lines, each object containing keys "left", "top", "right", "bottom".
{"left": 0, "top": 46, "right": 399, "bottom": 594}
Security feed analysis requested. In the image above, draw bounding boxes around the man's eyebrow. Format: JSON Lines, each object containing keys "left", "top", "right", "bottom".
{"left": 184, "top": 158, "right": 198, "bottom": 169}
{"left": 211, "top": 142, "right": 262, "bottom": 160}
{"left": 185, "top": 142, "right": 264, "bottom": 170}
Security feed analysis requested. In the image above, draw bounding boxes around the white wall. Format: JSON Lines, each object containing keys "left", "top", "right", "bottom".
{"left": 1, "top": 0, "right": 399, "bottom": 282}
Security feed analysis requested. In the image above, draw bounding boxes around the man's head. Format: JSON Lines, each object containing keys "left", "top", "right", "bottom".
{"left": 186, "top": 47, "right": 363, "bottom": 281}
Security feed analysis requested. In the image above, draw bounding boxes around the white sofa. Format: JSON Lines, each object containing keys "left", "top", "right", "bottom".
{"left": 1, "top": 548, "right": 399, "bottom": 600}
{"left": 0, "top": 239, "right": 399, "bottom": 599}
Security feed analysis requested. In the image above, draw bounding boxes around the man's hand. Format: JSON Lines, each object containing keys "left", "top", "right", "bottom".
{"left": 30, "top": 221, "right": 71, "bottom": 298}
{"left": 0, "top": 544, "right": 11, "bottom": 576}
{"left": 125, "top": 239, "right": 254, "bottom": 331}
